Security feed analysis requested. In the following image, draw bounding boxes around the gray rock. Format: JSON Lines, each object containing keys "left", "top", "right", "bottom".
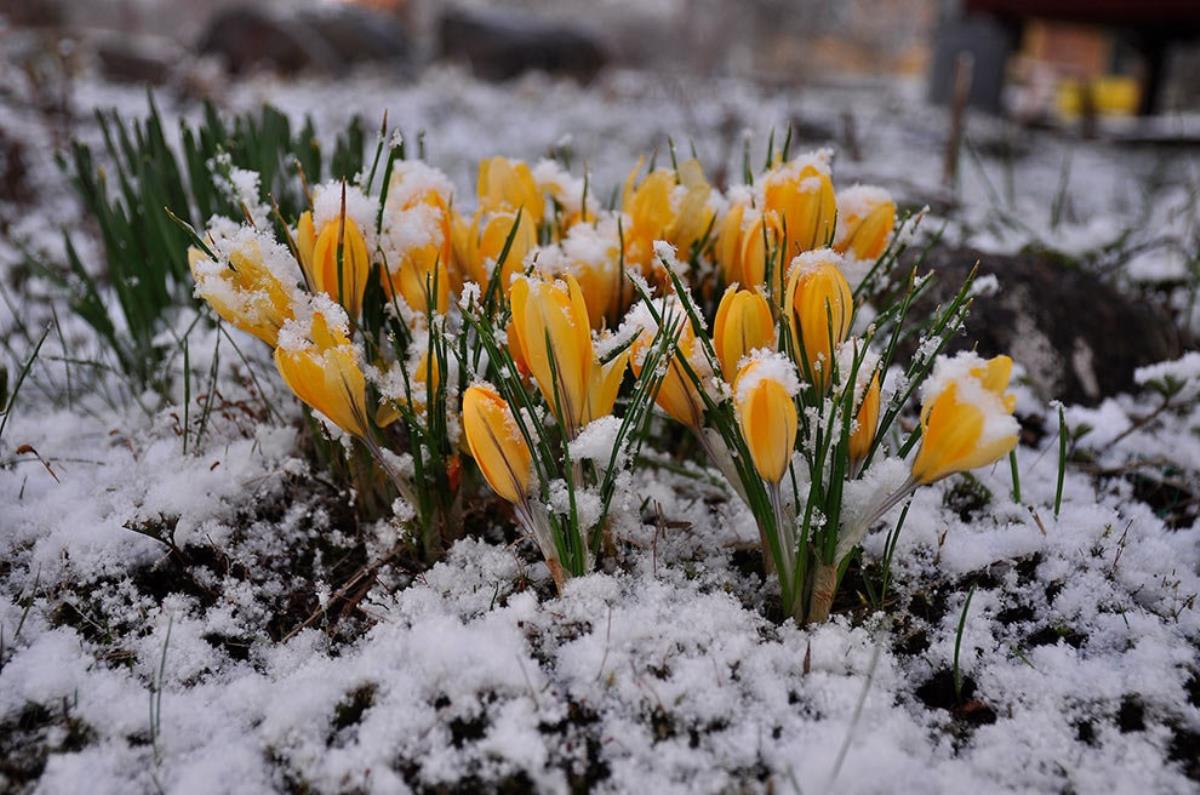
{"left": 438, "top": 6, "right": 607, "bottom": 83}
{"left": 196, "top": 5, "right": 410, "bottom": 77}
{"left": 898, "top": 247, "right": 1185, "bottom": 405}
{"left": 95, "top": 33, "right": 178, "bottom": 86}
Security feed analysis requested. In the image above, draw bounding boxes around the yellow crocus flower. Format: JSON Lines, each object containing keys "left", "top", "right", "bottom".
{"left": 783, "top": 250, "right": 853, "bottom": 391}
{"left": 715, "top": 202, "right": 790, "bottom": 301}
{"left": 477, "top": 156, "right": 544, "bottom": 223}
{"left": 712, "top": 285, "right": 775, "bottom": 381}
{"left": 622, "top": 163, "right": 673, "bottom": 273}
{"left": 462, "top": 383, "right": 533, "bottom": 504}
{"left": 452, "top": 208, "right": 537, "bottom": 296}
{"left": 274, "top": 299, "right": 369, "bottom": 438}
{"left": 558, "top": 221, "right": 624, "bottom": 329}
{"left": 734, "top": 353, "right": 799, "bottom": 483}
{"left": 187, "top": 236, "right": 296, "bottom": 347}
{"left": 622, "top": 157, "right": 715, "bottom": 278}
{"left": 667, "top": 158, "right": 716, "bottom": 259}
{"left": 509, "top": 273, "right": 594, "bottom": 431}
{"left": 911, "top": 354, "right": 1019, "bottom": 484}
{"left": 380, "top": 175, "right": 454, "bottom": 313}
{"left": 834, "top": 186, "right": 896, "bottom": 262}
{"left": 386, "top": 245, "right": 450, "bottom": 316}
{"left": 296, "top": 210, "right": 371, "bottom": 321}
{"left": 762, "top": 154, "right": 836, "bottom": 255}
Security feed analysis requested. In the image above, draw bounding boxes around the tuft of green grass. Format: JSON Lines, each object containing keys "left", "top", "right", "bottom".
{"left": 49, "top": 96, "right": 365, "bottom": 394}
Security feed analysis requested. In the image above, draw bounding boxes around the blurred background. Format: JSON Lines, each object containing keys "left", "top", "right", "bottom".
{"left": 4, "top": 0, "right": 1200, "bottom": 123}
{"left": 0, "top": 0, "right": 1196, "bottom": 419}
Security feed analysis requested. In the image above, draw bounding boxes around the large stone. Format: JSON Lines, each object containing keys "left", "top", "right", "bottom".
{"left": 196, "top": 5, "right": 410, "bottom": 77}
{"left": 897, "top": 246, "right": 1185, "bottom": 405}
{"left": 95, "top": 33, "right": 179, "bottom": 86}
{"left": 438, "top": 6, "right": 607, "bottom": 83}
{"left": 0, "top": 0, "right": 64, "bottom": 27}
{"left": 299, "top": 5, "right": 412, "bottom": 68}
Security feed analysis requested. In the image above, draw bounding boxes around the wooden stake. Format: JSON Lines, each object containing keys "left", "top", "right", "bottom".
{"left": 943, "top": 52, "right": 975, "bottom": 191}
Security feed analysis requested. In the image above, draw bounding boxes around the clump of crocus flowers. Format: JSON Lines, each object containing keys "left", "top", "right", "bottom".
{"left": 185, "top": 131, "right": 1021, "bottom": 620}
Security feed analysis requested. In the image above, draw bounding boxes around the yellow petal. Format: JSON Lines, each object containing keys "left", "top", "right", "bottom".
{"left": 848, "top": 373, "right": 881, "bottom": 464}
{"left": 296, "top": 211, "right": 316, "bottom": 280}
{"left": 585, "top": 350, "right": 628, "bottom": 424}
{"left": 311, "top": 216, "right": 370, "bottom": 319}
{"left": 836, "top": 198, "right": 895, "bottom": 261}
{"left": 716, "top": 202, "right": 746, "bottom": 285}
{"left": 764, "top": 166, "right": 836, "bottom": 254}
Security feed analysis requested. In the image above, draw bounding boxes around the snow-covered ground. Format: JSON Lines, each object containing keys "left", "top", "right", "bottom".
{"left": 1, "top": 63, "right": 1198, "bottom": 793}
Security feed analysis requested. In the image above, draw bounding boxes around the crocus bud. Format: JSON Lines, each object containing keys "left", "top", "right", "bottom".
{"left": 188, "top": 231, "right": 298, "bottom": 347}
{"left": 274, "top": 297, "right": 369, "bottom": 438}
{"left": 733, "top": 352, "right": 800, "bottom": 483}
{"left": 628, "top": 299, "right": 708, "bottom": 430}
{"left": 911, "top": 353, "right": 1019, "bottom": 485}
{"left": 509, "top": 273, "right": 594, "bottom": 431}
{"left": 783, "top": 250, "right": 853, "bottom": 391}
{"left": 478, "top": 156, "right": 544, "bottom": 222}
{"left": 296, "top": 208, "right": 371, "bottom": 321}
{"left": 834, "top": 186, "right": 896, "bottom": 261}
{"left": 713, "top": 286, "right": 775, "bottom": 381}
{"left": 462, "top": 383, "right": 533, "bottom": 504}
{"left": 762, "top": 152, "right": 836, "bottom": 253}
